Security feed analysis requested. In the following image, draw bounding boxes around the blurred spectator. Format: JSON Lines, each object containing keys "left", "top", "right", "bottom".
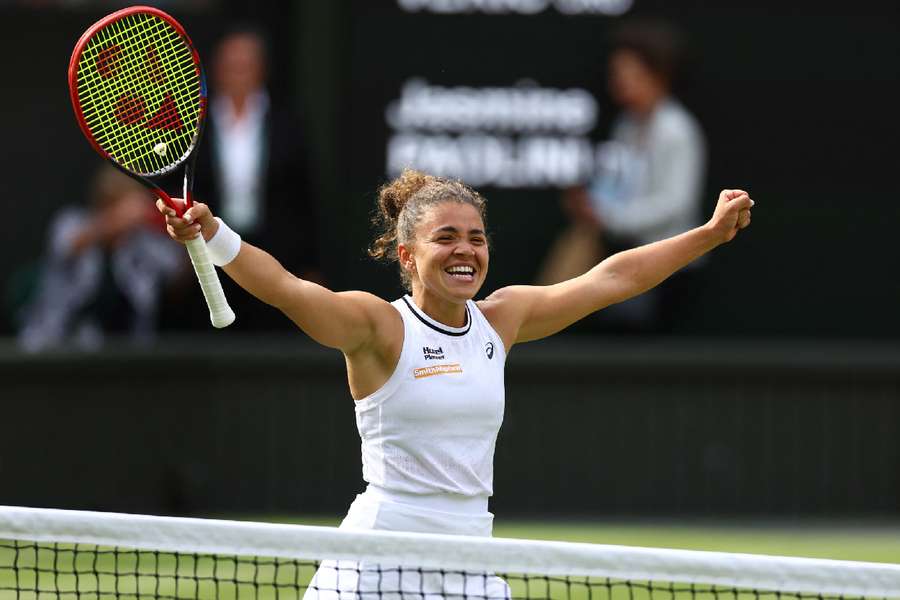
{"left": 17, "top": 166, "right": 184, "bottom": 352}
{"left": 537, "top": 20, "right": 706, "bottom": 332}
{"left": 192, "top": 25, "right": 321, "bottom": 330}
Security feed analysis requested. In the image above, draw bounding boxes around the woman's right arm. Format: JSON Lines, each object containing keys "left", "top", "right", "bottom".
{"left": 159, "top": 199, "right": 395, "bottom": 354}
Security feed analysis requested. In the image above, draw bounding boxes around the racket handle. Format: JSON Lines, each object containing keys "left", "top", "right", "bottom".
{"left": 185, "top": 235, "right": 236, "bottom": 328}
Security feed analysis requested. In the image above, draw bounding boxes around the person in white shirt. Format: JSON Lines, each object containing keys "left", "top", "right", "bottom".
{"left": 538, "top": 20, "right": 706, "bottom": 332}
{"left": 157, "top": 168, "right": 752, "bottom": 598}
{"left": 207, "top": 28, "right": 270, "bottom": 235}
{"left": 192, "top": 26, "right": 321, "bottom": 330}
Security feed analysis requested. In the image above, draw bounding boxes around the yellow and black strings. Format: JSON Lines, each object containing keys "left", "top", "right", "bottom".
{"left": 75, "top": 12, "right": 201, "bottom": 175}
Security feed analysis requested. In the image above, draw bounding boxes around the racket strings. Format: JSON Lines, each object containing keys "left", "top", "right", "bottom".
{"left": 79, "top": 22, "right": 196, "bottom": 173}
{"left": 81, "top": 15, "right": 198, "bottom": 171}
{"left": 79, "top": 14, "right": 198, "bottom": 166}
{"left": 75, "top": 12, "right": 202, "bottom": 176}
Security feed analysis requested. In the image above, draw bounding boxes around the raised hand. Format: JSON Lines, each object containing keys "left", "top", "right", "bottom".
{"left": 707, "top": 189, "right": 753, "bottom": 244}
{"left": 156, "top": 198, "right": 220, "bottom": 244}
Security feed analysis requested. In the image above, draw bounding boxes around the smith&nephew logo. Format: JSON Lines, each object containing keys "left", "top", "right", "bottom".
{"left": 414, "top": 364, "right": 463, "bottom": 379}
{"left": 423, "top": 346, "right": 445, "bottom": 360}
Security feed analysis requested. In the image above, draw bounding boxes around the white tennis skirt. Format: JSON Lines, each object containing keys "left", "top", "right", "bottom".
{"left": 304, "top": 485, "right": 510, "bottom": 600}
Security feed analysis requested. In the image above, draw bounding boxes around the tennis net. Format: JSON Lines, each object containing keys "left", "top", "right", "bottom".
{"left": 1, "top": 506, "right": 898, "bottom": 600}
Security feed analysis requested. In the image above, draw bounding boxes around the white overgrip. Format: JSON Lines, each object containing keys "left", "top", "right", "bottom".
{"left": 185, "top": 235, "right": 236, "bottom": 328}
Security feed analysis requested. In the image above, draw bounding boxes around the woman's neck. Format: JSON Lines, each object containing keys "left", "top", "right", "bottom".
{"left": 410, "top": 291, "right": 468, "bottom": 328}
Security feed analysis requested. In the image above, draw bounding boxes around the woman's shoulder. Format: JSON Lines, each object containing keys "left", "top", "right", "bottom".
{"left": 334, "top": 290, "right": 405, "bottom": 342}
{"left": 476, "top": 287, "right": 529, "bottom": 352}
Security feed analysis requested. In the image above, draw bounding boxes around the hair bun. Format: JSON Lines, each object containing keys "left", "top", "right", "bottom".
{"left": 369, "top": 169, "right": 434, "bottom": 261}
{"left": 378, "top": 169, "right": 432, "bottom": 221}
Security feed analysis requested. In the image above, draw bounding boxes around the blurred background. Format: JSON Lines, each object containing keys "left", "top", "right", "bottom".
{"left": 1, "top": 0, "right": 899, "bottom": 562}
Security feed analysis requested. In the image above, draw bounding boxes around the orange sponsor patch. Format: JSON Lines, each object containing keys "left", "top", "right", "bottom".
{"left": 414, "top": 363, "right": 463, "bottom": 379}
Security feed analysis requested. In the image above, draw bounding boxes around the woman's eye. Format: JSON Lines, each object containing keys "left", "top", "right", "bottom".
{"left": 471, "top": 238, "right": 485, "bottom": 245}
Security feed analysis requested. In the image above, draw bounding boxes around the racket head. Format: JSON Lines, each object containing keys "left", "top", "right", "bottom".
{"left": 68, "top": 6, "right": 206, "bottom": 180}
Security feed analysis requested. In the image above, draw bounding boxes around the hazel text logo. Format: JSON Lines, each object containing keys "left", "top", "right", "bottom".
{"left": 423, "top": 346, "right": 445, "bottom": 360}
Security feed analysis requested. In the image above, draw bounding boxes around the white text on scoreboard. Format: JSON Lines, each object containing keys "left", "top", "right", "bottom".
{"left": 385, "top": 79, "right": 609, "bottom": 188}
{"left": 396, "top": 0, "right": 633, "bottom": 15}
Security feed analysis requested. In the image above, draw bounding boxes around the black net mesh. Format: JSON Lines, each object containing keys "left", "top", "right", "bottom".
{"left": 0, "top": 540, "right": 886, "bottom": 600}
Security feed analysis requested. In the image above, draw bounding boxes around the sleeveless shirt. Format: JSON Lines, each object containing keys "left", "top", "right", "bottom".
{"left": 354, "top": 296, "right": 506, "bottom": 497}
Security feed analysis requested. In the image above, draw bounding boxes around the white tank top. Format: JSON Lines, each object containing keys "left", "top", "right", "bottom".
{"left": 354, "top": 296, "right": 506, "bottom": 497}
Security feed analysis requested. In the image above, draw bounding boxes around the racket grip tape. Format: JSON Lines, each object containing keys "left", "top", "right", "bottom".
{"left": 185, "top": 235, "right": 236, "bottom": 328}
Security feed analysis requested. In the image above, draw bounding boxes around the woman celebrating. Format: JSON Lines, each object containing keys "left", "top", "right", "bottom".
{"left": 159, "top": 169, "right": 752, "bottom": 596}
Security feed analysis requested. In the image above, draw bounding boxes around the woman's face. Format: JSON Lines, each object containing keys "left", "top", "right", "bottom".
{"left": 608, "top": 49, "right": 667, "bottom": 114}
{"left": 402, "top": 201, "right": 489, "bottom": 304}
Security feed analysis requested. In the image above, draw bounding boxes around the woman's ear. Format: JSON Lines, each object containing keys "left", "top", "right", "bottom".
{"left": 397, "top": 243, "right": 415, "bottom": 272}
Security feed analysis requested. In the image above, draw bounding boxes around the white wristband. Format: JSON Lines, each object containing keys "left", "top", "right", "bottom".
{"left": 205, "top": 217, "right": 242, "bottom": 266}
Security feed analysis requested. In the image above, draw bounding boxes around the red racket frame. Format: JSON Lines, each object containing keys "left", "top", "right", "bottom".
{"left": 67, "top": 5, "right": 206, "bottom": 219}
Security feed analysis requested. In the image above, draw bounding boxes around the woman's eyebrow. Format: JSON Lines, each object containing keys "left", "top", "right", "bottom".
{"left": 433, "top": 225, "right": 486, "bottom": 235}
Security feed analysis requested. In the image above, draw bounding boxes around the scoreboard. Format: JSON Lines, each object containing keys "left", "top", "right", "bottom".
{"left": 330, "top": 0, "right": 648, "bottom": 299}
{"left": 315, "top": 0, "right": 900, "bottom": 337}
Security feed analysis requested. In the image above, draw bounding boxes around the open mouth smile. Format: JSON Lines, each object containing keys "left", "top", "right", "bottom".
{"left": 445, "top": 265, "right": 476, "bottom": 282}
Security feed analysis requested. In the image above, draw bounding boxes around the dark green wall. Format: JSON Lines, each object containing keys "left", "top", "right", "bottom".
{"left": 1, "top": 338, "right": 897, "bottom": 517}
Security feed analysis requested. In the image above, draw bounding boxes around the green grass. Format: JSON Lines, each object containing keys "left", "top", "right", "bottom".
{"left": 2, "top": 518, "right": 899, "bottom": 600}
{"left": 491, "top": 519, "right": 900, "bottom": 564}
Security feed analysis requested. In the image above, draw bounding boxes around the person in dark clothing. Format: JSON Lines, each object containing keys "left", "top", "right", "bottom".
{"left": 190, "top": 26, "right": 322, "bottom": 331}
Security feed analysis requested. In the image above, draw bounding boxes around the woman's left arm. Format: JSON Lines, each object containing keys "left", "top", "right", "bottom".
{"left": 483, "top": 189, "right": 753, "bottom": 346}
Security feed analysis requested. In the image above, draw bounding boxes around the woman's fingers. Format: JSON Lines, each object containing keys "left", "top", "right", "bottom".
{"left": 712, "top": 188, "right": 754, "bottom": 242}
{"left": 182, "top": 202, "right": 214, "bottom": 228}
{"left": 723, "top": 189, "right": 749, "bottom": 202}
{"left": 167, "top": 222, "right": 202, "bottom": 241}
{"left": 156, "top": 198, "right": 178, "bottom": 221}
{"left": 156, "top": 197, "right": 201, "bottom": 242}
{"left": 729, "top": 193, "right": 752, "bottom": 209}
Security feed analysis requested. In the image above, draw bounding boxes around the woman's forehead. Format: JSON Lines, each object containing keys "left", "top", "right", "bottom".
{"left": 419, "top": 201, "right": 484, "bottom": 230}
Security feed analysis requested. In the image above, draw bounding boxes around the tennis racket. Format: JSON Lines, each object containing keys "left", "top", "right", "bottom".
{"left": 68, "top": 6, "right": 235, "bottom": 329}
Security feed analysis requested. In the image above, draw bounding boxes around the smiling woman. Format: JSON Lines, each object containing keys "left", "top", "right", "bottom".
{"left": 369, "top": 170, "right": 490, "bottom": 308}
{"left": 157, "top": 167, "right": 752, "bottom": 599}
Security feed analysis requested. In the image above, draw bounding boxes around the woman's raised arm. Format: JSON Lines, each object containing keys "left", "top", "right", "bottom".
{"left": 482, "top": 189, "right": 753, "bottom": 347}
{"left": 159, "top": 199, "right": 398, "bottom": 354}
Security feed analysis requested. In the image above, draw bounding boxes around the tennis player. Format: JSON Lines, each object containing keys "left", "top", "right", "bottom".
{"left": 159, "top": 169, "right": 752, "bottom": 598}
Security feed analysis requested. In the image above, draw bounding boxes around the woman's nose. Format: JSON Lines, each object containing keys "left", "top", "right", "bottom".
{"left": 453, "top": 242, "right": 475, "bottom": 256}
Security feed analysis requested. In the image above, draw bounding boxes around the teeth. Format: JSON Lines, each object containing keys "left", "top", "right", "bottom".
{"left": 446, "top": 266, "right": 474, "bottom": 274}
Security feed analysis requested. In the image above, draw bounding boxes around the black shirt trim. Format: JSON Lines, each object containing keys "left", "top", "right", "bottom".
{"left": 401, "top": 296, "right": 471, "bottom": 337}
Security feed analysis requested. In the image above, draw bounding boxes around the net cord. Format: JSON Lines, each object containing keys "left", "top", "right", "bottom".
{"left": 1, "top": 506, "right": 898, "bottom": 598}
